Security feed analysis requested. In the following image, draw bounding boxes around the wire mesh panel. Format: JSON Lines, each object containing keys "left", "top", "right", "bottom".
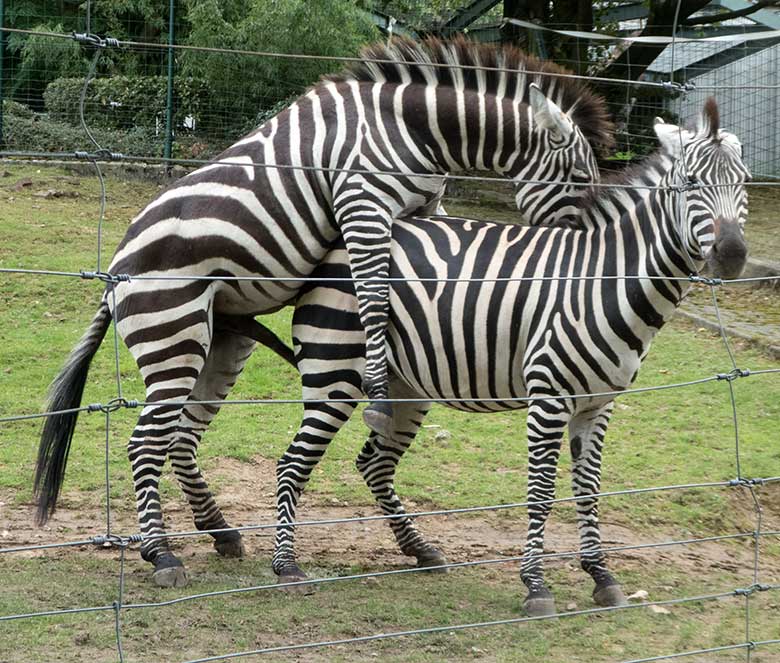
{"left": 1, "top": 5, "right": 780, "bottom": 662}
{"left": 667, "top": 41, "right": 780, "bottom": 178}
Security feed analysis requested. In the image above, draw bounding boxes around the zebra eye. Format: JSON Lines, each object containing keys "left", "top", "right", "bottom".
{"left": 549, "top": 136, "right": 567, "bottom": 149}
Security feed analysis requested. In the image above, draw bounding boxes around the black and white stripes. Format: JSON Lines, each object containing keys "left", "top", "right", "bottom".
{"left": 33, "top": 38, "right": 610, "bottom": 588}
{"left": 274, "top": 100, "right": 749, "bottom": 615}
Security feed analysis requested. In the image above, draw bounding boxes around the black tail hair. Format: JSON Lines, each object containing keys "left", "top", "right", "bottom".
{"left": 34, "top": 300, "right": 111, "bottom": 525}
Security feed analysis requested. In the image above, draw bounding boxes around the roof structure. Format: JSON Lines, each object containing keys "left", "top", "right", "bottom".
{"left": 644, "top": 0, "right": 780, "bottom": 76}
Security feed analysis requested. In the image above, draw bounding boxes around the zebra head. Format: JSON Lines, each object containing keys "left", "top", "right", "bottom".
{"left": 654, "top": 99, "right": 750, "bottom": 280}
{"left": 509, "top": 83, "right": 600, "bottom": 226}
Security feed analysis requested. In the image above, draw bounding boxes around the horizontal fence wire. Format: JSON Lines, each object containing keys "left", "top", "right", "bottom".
{"left": 0, "top": 25, "right": 699, "bottom": 92}
{"left": 3, "top": 478, "right": 778, "bottom": 556}
{"left": 0, "top": 266, "right": 779, "bottom": 286}
{"left": 0, "top": 272, "right": 777, "bottom": 294}
{"left": 1, "top": 149, "right": 778, "bottom": 191}
{"left": 181, "top": 589, "right": 780, "bottom": 663}
{"left": 4, "top": 368, "right": 779, "bottom": 426}
{"left": 1, "top": 6, "right": 779, "bottom": 662}
{"left": 618, "top": 640, "right": 780, "bottom": 663}
{"left": 4, "top": 529, "right": 779, "bottom": 622}
{"left": 3, "top": 23, "right": 780, "bottom": 93}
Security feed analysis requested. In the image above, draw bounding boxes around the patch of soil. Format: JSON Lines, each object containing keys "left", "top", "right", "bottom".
{"left": 3, "top": 455, "right": 779, "bottom": 584}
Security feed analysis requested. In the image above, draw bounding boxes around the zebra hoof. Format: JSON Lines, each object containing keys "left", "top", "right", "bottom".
{"left": 153, "top": 565, "right": 189, "bottom": 588}
{"left": 362, "top": 402, "right": 394, "bottom": 439}
{"left": 523, "top": 590, "right": 557, "bottom": 618}
{"left": 593, "top": 583, "right": 628, "bottom": 607}
{"left": 213, "top": 532, "right": 245, "bottom": 558}
{"left": 276, "top": 566, "right": 314, "bottom": 595}
{"left": 415, "top": 549, "right": 448, "bottom": 573}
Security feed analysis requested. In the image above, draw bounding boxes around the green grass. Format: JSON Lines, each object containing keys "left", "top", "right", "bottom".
{"left": 1, "top": 554, "right": 779, "bottom": 663}
{"left": 1, "top": 163, "right": 779, "bottom": 662}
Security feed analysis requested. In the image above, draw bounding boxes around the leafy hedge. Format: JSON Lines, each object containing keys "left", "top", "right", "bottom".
{"left": 2, "top": 100, "right": 254, "bottom": 159}
{"left": 43, "top": 76, "right": 213, "bottom": 133}
{"left": 2, "top": 99, "right": 163, "bottom": 156}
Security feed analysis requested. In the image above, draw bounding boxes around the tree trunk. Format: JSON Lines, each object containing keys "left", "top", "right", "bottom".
{"left": 550, "top": 0, "right": 593, "bottom": 74}
{"left": 501, "top": 0, "right": 550, "bottom": 54}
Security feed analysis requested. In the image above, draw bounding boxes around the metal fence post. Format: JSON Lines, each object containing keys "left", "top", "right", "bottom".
{"left": 0, "top": 0, "right": 6, "bottom": 149}
{"left": 163, "top": 0, "right": 175, "bottom": 164}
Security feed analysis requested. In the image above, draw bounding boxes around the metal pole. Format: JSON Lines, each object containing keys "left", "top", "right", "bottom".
{"left": 0, "top": 0, "right": 6, "bottom": 149}
{"left": 163, "top": 0, "right": 175, "bottom": 164}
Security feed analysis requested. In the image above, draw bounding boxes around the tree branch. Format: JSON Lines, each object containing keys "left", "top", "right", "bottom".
{"left": 594, "top": 0, "right": 711, "bottom": 83}
{"left": 681, "top": 0, "right": 780, "bottom": 26}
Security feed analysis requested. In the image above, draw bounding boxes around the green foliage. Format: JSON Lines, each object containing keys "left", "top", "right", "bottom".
{"left": 181, "top": 0, "right": 380, "bottom": 110}
{"left": 2, "top": 99, "right": 35, "bottom": 119}
{"left": 366, "top": 0, "right": 469, "bottom": 29}
{"left": 2, "top": 101, "right": 162, "bottom": 155}
{"left": 43, "top": 75, "right": 210, "bottom": 131}
{"left": 7, "top": 24, "right": 85, "bottom": 101}
{"left": 606, "top": 150, "right": 637, "bottom": 162}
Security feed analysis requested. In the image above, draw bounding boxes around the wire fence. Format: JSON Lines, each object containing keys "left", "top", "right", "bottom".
{"left": 1, "top": 6, "right": 779, "bottom": 663}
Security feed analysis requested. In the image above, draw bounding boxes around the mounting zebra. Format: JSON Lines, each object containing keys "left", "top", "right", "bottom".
{"left": 32, "top": 38, "right": 612, "bottom": 588}
{"left": 269, "top": 100, "right": 749, "bottom": 615}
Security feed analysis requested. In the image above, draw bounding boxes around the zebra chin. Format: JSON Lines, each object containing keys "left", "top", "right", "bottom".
{"left": 703, "top": 220, "right": 748, "bottom": 280}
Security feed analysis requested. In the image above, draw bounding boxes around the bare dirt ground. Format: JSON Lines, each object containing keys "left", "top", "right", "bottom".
{"left": 4, "top": 455, "right": 780, "bottom": 585}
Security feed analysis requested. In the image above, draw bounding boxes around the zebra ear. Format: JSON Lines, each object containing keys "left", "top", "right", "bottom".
{"left": 654, "top": 122, "right": 693, "bottom": 159}
{"left": 700, "top": 97, "right": 720, "bottom": 139}
{"left": 530, "top": 83, "right": 574, "bottom": 141}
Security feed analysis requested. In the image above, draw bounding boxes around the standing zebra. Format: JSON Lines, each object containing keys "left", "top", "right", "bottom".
{"left": 274, "top": 100, "right": 749, "bottom": 614}
{"left": 33, "top": 38, "right": 612, "bottom": 588}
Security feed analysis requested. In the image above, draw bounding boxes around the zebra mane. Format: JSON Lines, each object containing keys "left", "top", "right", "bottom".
{"left": 326, "top": 36, "right": 615, "bottom": 156}
{"left": 552, "top": 150, "right": 672, "bottom": 231}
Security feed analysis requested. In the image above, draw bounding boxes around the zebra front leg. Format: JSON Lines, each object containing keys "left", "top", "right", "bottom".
{"left": 338, "top": 210, "right": 394, "bottom": 439}
{"left": 273, "top": 396, "right": 359, "bottom": 584}
{"left": 569, "top": 402, "right": 627, "bottom": 608}
{"left": 169, "top": 329, "right": 258, "bottom": 559}
{"left": 521, "top": 400, "right": 569, "bottom": 617}
{"left": 355, "top": 397, "right": 447, "bottom": 571}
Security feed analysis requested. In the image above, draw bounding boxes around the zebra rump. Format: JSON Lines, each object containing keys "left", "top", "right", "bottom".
{"left": 32, "top": 306, "right": 295, "bottom": 526}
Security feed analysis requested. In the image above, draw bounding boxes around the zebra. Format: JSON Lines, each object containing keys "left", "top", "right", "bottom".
{"left": 32, "top": 38, "right": 613, "bottom": 588}
{"left": 269, "top": 98, "right": 749, "bottom": 615}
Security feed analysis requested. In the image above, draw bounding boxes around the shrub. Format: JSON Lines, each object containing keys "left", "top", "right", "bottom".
{"left": 43, "top": 76, "right": 211, "bottom": 132}
{"left": 3, "top": 101, "right": 163, "bottom": 156}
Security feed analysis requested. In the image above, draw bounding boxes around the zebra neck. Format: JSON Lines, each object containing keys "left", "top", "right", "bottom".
{"left": 583, "top": 161, "right": 699, "bottom": 331}
{"left": 414, "top": 87, "right": 533, "bottom": 173}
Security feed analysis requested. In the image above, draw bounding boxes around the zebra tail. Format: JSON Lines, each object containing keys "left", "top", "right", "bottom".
{"left": 34, "top": 298, "right": 111, "bottom": 525}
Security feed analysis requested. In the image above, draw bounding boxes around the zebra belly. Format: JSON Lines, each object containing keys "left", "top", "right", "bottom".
{"left": 306, "top": 244, "right": 532, "bottom": 411}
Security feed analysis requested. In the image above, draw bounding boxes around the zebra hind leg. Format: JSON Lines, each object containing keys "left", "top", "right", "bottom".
{"left": 122, "top": 291, "right": 219, "bottom": 588}
{"left": 569, "top": 403, "right": 627, "bottom": 608}
{"left": 127, "top": 410, "right": 191, "bottom": 588}
{"left": 355, "top": 395, "right": 447, "bottom": 571}
{"left": 169, "top": 328, "right": 258, "bottom": 560}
